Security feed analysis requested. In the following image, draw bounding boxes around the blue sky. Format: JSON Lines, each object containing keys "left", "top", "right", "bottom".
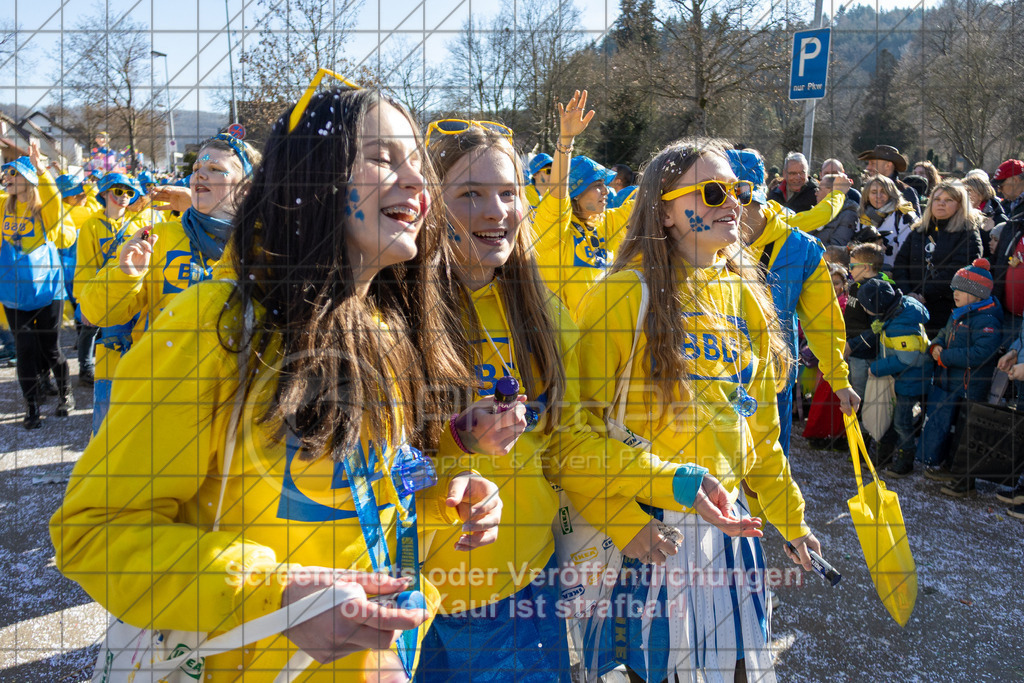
{"left": 4, "top": 0, "right": 921, "bottom": 114}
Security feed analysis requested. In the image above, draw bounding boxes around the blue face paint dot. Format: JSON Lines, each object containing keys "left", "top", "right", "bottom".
{"left": 349, "top": 189, "right": 360, "bottom": 203}
{"left": 354, "top": 210, "right": 364, "bottom": 221}
{"left": 344, "top": 206, "right": 353, "bottom": 217}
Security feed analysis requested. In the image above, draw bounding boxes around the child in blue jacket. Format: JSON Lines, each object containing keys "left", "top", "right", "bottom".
{"left": 920, "top": 259, "right": 1004, "bottom": 496}
{"left": 857, "top": 278, "right": 932, "bottom": 477}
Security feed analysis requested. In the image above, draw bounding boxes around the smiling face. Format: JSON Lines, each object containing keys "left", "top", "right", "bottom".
{"left": 190, "top": 147, "right": 245, "bottom": 219}
{"left": 345, "top": 102, "right": 428, "bottom": 279}
{"left": 867, "top": 181, "right": 892, "bottom": 210}
{"left": 575, "top": 180, "right": 608, "bottom": 220}
{"left": 2, "top": 169, "right": 32, "bottom": 198}
{"left": 662, "top": 153, "right": 742, "bottom": 264}
{"left": 443, "top": 146, "right": 521, "bottom": 289}
{"left": 786, "top": 160, "right": 808, "bottom": 190}
{"left": 929, "top": 189, "right": 960, "bottom": 221}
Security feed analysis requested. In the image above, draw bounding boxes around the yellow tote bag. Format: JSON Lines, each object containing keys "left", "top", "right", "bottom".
{"left": 843, "top": 414, "right": 917, "bottom": 626}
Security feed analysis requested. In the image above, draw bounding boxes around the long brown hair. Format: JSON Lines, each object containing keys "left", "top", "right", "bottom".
{"left": 612, "top": 138, "right": 791, "bottom": 403}
{"left": 428, "top": 125, "right": 565, "bottom": 431}
{"left": 225, "top": 88, "right": 470, "bottom": 460}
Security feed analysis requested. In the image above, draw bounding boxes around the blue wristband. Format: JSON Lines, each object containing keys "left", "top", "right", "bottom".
{"left": 672, "top": 464, "right": 709, "bottom": 508}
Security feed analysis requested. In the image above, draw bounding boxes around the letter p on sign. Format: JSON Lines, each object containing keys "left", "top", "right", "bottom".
{"left": 798, "top": 37, "right": 821, "bottom": 77}
{"left": 789, "top": 28, "right": 831, "bottom": 100}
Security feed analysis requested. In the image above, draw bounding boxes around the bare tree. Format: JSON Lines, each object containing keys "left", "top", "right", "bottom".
{"left": 368, "top": 37, "right": 447, "bottom": 124}
{"left": 237, "top": 0, "right": 369, "bottom": 140}
{"left": 59, "top": 8, "right": 161, "bottom": 171}
{"left": 896, "top": 0, "right": 1018, "bottom": 168}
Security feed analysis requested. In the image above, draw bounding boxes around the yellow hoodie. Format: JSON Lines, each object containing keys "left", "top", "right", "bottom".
{"left": 747, "top": 195, "right": 851, "bottom": 391}
{"left": 532, "top": 193, "right": 634, "bottom": 315}
{"left": 51, "top": 280, "right": 460, "bottom": 681}
{"left": 424, "top": 280, "right": 705, "bottom": 613}
{"left": 576, "top": 265, "right": 811, "bottom": 542}
{"left": 79, "top": 218, "right": 229, "bottom": 345}
{"left": 74, "top": 210, "right": 148, "bottom": 380}
{"left": 1, "top": 169, "right": 76, "bottom": 253}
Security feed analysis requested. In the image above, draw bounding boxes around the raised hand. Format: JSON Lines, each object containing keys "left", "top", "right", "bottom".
{"left": 558, "top": 89, "right": 595, "bottom": 140}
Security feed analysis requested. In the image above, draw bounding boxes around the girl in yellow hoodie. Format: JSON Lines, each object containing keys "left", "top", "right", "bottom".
{"left": 420, "top": 96, "right": 758, "bottom": 681}
{"left": 78, "top": 133, "right": 260, "bottom": 433}
{"left": 52, "top": 86, "right": 505, "bottom": 681}
{"left": 531, "top": 93, "right": 634, "bottom": 314}
{"left": 0, "top": 142, "right": 77, "bottom": 427}
{"left": 576, "top": 138, "right": 823, "bottom": 683}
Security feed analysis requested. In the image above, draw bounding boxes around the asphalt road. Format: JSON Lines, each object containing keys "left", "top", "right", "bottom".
{"left": 1, "top": 334, "right": 1021, "bottom": 681}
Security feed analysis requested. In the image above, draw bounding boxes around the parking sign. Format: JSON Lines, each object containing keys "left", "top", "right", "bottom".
{"left": 790, "top": 28, "right": 831, "bottom": 100}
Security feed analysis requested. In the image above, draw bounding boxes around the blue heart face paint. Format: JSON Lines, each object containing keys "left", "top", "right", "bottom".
{"left": 447, "top": 223, "right": 462, "bottom": 242}
{"left": 343, "top": 101, "right": 426, "bottom": 276}
{"left": 685, "top": 209, "right": 709, "bottom": 233}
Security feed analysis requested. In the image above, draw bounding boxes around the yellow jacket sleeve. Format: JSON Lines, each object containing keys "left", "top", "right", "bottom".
{"left": 50, "top": 286, "right": 286, "bottom": 633}
{"left": 785, "top": 191, "right": 845, "bottom": 232}
{"left": 601, "top": 197, "right": 634, "bottom": 255}
{"left": 38, "top": 170, "right": 77, "bottom": 249}
{"left": 741, "top": 286, "right": 811, "bottom": 541}
{"left": 73, "top": 216, "right": 105, "bottom": 302}
{"left": 548, "top": 315, "right": 709, "bottom": 548}
{"left": 796, "top": 258, "right": 851, "bottom": 391}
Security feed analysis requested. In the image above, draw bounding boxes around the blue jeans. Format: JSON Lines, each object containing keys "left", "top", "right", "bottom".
{"left": 916, "top": 385, "right": 964, "bottom": 467}
{"left": 848, "top": 357, "right": 870, "bottom": 405}
{"left": 78, "top": 324, "right": 99, "bottom": 372}
{"left": 893, "top": 393, "right": 924, "bottom": 452}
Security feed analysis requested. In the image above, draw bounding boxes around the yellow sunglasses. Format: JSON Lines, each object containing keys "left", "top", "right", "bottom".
{"left": 661, "top": 180, "right": 754, "bottom": 206}
{"left": 109, "top": 187, "right": 137, "bottom": 199}
{"left": 425, "top": 119, "right": 513, "bottom": 147}
{"left": 287, "top": 68, "right": 362, "bottom": 134}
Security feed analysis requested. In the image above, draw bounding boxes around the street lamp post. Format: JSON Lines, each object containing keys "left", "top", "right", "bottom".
{"left": 225, "top": 0, "right": 238, "bottom": 123}
{"left": 151, "top": 50, "right": 177, "bottom": 173}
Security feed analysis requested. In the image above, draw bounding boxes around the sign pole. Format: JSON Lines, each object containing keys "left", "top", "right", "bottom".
{"left": 801, "top": 0, "right": 825, "bottom": 165}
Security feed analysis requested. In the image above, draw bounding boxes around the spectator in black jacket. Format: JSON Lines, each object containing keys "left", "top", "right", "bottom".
{"left": 768, "top": 151, "right": 818, "bottom": 212}
{"left": 857, "top": 144, "right": 921, "bottom": 213}
{"left": 894, "top": 180, "right": 984, "bottom": 336}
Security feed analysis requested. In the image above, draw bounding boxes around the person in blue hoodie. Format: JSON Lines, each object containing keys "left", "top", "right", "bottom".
{"left": 916, "top": 259, "right": 1004, "bottom": 495}
{"left": 856, "top": 278, "right": 932, "bottom": 478}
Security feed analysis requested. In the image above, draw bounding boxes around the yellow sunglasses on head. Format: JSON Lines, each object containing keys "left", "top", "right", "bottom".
{"left": 661, "top": 180, "right": 754, "bottom": 206}
{"left": 287, "top": 68, "right": 362, "bottom": 134}
{"left": 425, "top": 119, "right": 514, "bottom": 147}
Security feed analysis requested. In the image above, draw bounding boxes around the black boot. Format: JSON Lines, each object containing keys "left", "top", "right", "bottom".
{"left": 884, "top": 448, "right": 915, "bottom": 479}
{"left": 56, "top": 379, "right": 75, "bottom": 417}
{"left": 24, "top": 402, "right": 42, "bottom": 429}
{"left": 874, "top": 436, "right": 896, "bottom": 469}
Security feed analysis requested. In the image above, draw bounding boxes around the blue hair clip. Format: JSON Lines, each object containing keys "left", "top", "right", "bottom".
{"left": 212, "top": 132, "right": 253, "bottom": 177}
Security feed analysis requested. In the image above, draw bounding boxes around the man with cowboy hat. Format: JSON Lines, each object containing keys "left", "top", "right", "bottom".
{"left": 857, "top": 144, "right": 921, "bottom": 213}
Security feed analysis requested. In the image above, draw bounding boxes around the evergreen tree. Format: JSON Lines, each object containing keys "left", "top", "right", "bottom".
{"left": 850, "top": 49, "right": 915, "bottom": 155}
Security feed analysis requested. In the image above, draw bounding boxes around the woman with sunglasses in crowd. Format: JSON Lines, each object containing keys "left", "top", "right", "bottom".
{"left": 0, "top": 142, "right": 77, "bottom": 428}
{"left": 72, "top": 173, "right": 144, "bottom": 406}
{"left": 77, "top": 133, "right": 260, "bottom": 431}
{"left": 531, "top": 91, "right": 634, "bottom": 314}
{"left": 577, "top": 138, "right": 822, "bottom": 683}
{"left": 54, "top": 81, "right": 507, "bottom": 681}
{"left": 419, "top": 95, "right": 757, "bottom": 681}
{"left": 894, "top": 180, "right": 984, "bottom": 336}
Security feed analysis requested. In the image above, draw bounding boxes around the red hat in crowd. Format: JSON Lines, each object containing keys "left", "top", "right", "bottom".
{"left": 993, "top": 159, "right": 1024, "bottom": 182}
